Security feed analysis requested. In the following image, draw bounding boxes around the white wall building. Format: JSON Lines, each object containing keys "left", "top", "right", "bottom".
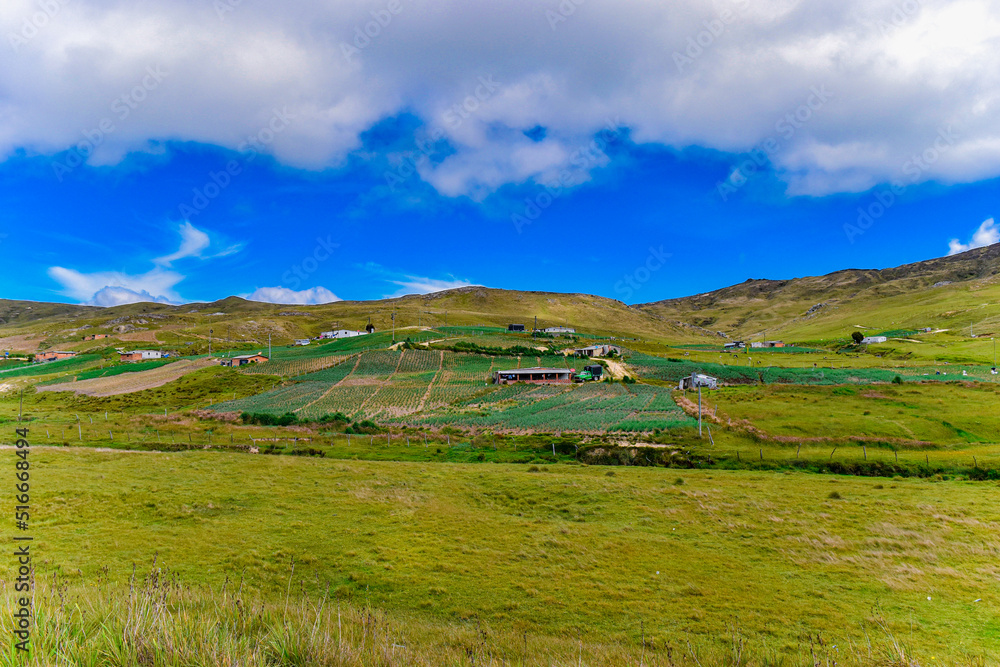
{"left": 319, "top": 330, "right": 368, "bottom": 339}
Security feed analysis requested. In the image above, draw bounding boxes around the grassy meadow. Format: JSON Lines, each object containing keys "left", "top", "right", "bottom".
{"left": 2, "top": 448, "right": 999, "bottom": 665}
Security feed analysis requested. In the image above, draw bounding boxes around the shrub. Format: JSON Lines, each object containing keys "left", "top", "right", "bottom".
{"left": 240, "top": 412, "right": 298, "bottom": 426}
{"left": 828, "top": 491, "right": 842, "bottom": 499}
{"left": 892, "top": 375, "right": 903, "bottom": 384}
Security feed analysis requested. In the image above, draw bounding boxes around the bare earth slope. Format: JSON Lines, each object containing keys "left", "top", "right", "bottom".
{"left": 38, "top": 358, "right": 218, "bottom": 397}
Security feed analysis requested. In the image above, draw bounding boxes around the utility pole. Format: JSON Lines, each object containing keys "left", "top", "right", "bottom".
{"left": 697, "top": 380, "right": 703, "bottom": 438}
{"left": 268, "top": 333, "right": 272, "bottom": 360}
{"left": 392, "top": 308, "right": 396, "bottom": 343}
{"left": 209, "top": 328, "right": 213, "bottom": 356}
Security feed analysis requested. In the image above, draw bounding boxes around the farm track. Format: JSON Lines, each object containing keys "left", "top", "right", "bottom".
{"left": 415, "top": 350, "right": 444, "bottom": 413}
{"left": 294, "top": 355, "right": 361, "bottom": 414}
{"left": 37, "top": 358, "right": 217, "bottom": 397}
{"left": 357, "top": 348, "right": 407, "bottom": 418}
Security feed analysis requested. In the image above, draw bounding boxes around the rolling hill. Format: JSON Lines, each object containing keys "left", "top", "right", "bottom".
{"left": 635, "top": 244, "right": 1000, "bottom": 342}
{"left": 3, "top": 245, "right": 999, "bottom": 354}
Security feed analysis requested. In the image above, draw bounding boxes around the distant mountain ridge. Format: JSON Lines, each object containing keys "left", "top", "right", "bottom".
{"left": 3, "top": 245, "right": 999, "bottom": 344}
{"left": 634, "top": 244, "right": 1000, "bottom": 340}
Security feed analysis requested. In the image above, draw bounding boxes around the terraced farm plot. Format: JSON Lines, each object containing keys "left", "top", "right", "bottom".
{"left": 296, "top": 356, "right": 358, "bottom": 383}
{"left": 410, "top": 380, "right": 690, "bottom": 432}
{"left": 352, "top": 350, "right": 402, "bottom": 377}
{"left": 395, "top": 348, "right": 441, "bottom": 374}
{"left": 298, "top": 384, "right": 380, "bottom": 420}
{"left": 212, "top": 349, "right": 690, "bottom": 432}
{"left": 239, "top": 354, "right": 351, "bottom": 377}
{"left": 212, "top": 381, "right": 330, "bottom": 415}
{"left": 0, "top": 354, "right": 101, "bottom": 379}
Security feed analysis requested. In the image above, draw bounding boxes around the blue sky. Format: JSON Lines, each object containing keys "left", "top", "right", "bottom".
{"left": 2, "top": 0, "right": 999, "bottom": 306}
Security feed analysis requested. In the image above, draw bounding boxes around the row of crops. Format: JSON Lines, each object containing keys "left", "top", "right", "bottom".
{"left": 239, "top": 354, "right": 353, "bottom": 377}
{"left": 212, "top": 347, "right": 690, "bottom": 432}
{"left": 626, "top": 352, "right": 1000, "bottom": 386}
{"left": 398, "top": 381, "right": 691, "bottom": 432}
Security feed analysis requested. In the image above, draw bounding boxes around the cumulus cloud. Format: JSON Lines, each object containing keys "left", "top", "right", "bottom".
{"left": 47, "top": 266, "right": 184, "bottom": 304}
{"left": 948, "top": 218, "right": 999, "bottom": 256}
{"left": 89, "top": 286, "right": 175, "bottom": 307}
{"left": 46, "top": 221, "right": 241, "bottom": 304}
{"left": 247, "top": 286, "right": 341, "bottom": 305}
{"left": 6, "top": 0, "right": 1000, "bottom": 196}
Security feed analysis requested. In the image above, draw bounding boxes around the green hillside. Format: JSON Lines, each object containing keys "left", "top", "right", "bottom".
{"left": 636, "top": 243, "right": 1000, "bottom": 345}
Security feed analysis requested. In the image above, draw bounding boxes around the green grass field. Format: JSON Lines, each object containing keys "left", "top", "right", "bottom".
{"left": 4, "top": 448, "right": 998, "bottom": 664}
{"left": 704, "top": 383, "right": 1000, "bottom": 445}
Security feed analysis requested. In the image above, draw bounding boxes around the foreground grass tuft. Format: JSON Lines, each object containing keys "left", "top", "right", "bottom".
{"left": 0, "top": 566, "right": 963, "bottom": 666}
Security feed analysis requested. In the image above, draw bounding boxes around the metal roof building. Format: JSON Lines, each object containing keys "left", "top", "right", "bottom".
{"left": 493, "top": 367, "right": 574, "bottom": 385}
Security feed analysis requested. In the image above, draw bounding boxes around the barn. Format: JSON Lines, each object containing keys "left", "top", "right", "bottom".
{"left": 493, "top": 367, "right": 574, "bottom": 385}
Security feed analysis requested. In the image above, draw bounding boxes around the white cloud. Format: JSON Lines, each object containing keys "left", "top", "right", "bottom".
{"left": 47, "top": 266, "right": 184, "bottom": 304}
{"left": 7, "top": 0, "right": 1000, "bottom": 196}
{"left": 154, "top": 222, "right": 211, "bottom": 266}
{"left": 947, "top": 218, "right": 999, "bottom": 256}
{"left": 247, "top": 286, "right": 341, "bottom": 305}
{"left": 89, "top": 286, "right": 175, "bottom": 307}
{"left": 387, "top": 276, "right": 474, "bottom": 298}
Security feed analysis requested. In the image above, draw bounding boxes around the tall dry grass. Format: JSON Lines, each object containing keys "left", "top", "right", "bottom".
{"left": 0, "top": 560, "right": 982, "bottom": 666}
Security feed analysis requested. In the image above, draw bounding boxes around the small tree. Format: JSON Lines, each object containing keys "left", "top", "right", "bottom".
{"left": 851, "top": 331, "right": 865, "bottom": 345}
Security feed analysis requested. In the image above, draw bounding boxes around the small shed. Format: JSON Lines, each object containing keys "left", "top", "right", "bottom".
{"left": 678, "top": 373, "right": 718, "bottom": 390}
{"left": 507, "top": 324, "right": 525, "bottom": 332}
{"left": 34, "top": 351, "right": 78, "bottom": 363}
{"left": 120, "top": 350, "right": 162, "bottom": 362}
{"left": 220, "top": 353, "right": 268, "bottom": 367}
{"left": 573, "top": 344, "right": 622, "bottom": 358}
{"left": 294, "top": 339, "right": 311, "bottom": 346}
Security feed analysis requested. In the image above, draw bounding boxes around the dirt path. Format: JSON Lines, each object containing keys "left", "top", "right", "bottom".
{"left": 357, "top": 349, "right": 406, "bottom": 418}
{"left": 601, "top": 359, "right": 628, "bottom": 380}
{"left": 295, "top": 354, "right": 361, "bottom": 414}
{"left": 416, "top": 350, "right": 444, "bottom": 413}
{"left": 37, "top": 358, "right": 217, "bottom": 397}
